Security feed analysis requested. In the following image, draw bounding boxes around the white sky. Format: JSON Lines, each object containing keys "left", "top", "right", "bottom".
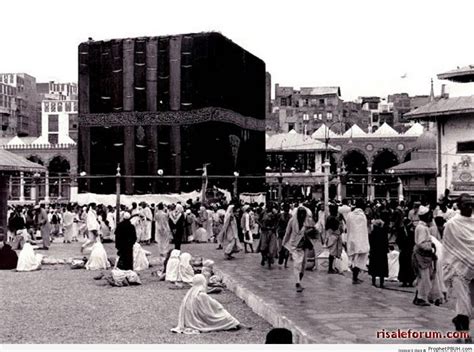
{"left": 2, "top": 0, "right": 474, "bottom": 101}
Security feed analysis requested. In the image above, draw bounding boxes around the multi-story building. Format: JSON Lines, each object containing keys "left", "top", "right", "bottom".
{"left": 343, "top": 101, "right": 371, "bottom": 132}
{"left": 0, "top": 73, "right": 38, "bottom": 137}
{"left": 274, "top": 84, "right": 344, "bottom": 134}
{"left": 36, "top": 81, "right": 79, "bottom": 143}
{"left": 0, "top": 83, "right": 17, "bottom": 136}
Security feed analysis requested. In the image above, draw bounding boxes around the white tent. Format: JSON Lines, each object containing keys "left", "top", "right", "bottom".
{"left": 7, "top": 136, "right": 25, "bottom": 146}
{"left": 403, "top": 122, "right": 424, "bottom": 137}
{"left": 311, "top": 124, "right": 338, "bottom": 139}
{"left": 343, "top": 124, "right": 367, "bottom": 138}
{"left": 371, "top": 122, "right": 399, "bottom": 137}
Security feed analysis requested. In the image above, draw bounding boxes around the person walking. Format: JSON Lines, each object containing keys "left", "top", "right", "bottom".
{"left": 368, "top": 217, "right": 389, "bottom": 288}
{"left": 35, "top": 204, "right": 51, "bottom": 250}
{"left": 219, "top": 205, "right": 243, "bottom": 260}
{"left": 346, "top": 199, "right": 370, "bottom": 285}
{"left": 442, "top": 193, "right": 473, "bottom": 342}
{"left": 282, "top": 206, "right": 315, "bottom": 292}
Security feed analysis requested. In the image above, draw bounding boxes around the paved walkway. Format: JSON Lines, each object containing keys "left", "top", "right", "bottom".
{"left": 186, "top": 243, "right": 469, "bottom": 344}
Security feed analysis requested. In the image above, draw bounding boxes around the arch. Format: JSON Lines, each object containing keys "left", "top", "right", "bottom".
{"left": 371, "top": 148, "right": 400, "bottom": 199}
{"left": 339, "top": 148, "right": 369, "bottom": 172}
{"left": 371, "top": 147, "right": 400, "bottom": 168}
{"left": 26, "top": 155, "right": 44, "bottom": 166}
{"left": 48, "top": 155, "right": 71, "bottom": 176}
{"left": 402, "top": 148, "right": 416, "bottom": 162}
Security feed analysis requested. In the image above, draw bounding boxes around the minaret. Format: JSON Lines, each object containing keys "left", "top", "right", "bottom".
{"left": 429, "top": 78, "right": 435, "bottom": 102}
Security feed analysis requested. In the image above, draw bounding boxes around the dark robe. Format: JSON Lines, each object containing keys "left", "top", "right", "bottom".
{"left": 396, "top": 223, "right": 416, "bottom": 284}
{"left": 368, "top": 223, "right": 389, "bottom": 278}
{"left": 257, "top": 211, "right": 278, "bottom": 260}
{"left": 169, "top": 214, "right": 185, "bottom": 250}
{"left": 0, "top": 243, "right": 18, "bottom": 269}
{"left": 115, "top": 219, "right": 137, "bottom": 270}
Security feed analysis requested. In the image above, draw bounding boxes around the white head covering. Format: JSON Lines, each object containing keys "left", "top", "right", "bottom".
{"left": 418, "top": 205, "right": 430, "bottom": 216}
{"left": 165, "top": 249, "right": 181, "bottom": 282}
{"left": 170, "top": 274, "right": 239, "bottom": 334}
{"left": 123, "top": 212, "right": 131, "bottom": 220}
{"left": 16, "top": 243, "right": 42, "bottom": 272}
{"left": 178, "top": 252, "right": 195, "bottom": 284}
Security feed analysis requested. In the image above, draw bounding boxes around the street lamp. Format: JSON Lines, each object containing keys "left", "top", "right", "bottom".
{"left": 233, "top": 171, "right": 239, "bottom": 200}
{"left": 115, "top": 164, "right": 121, "bottom": 224}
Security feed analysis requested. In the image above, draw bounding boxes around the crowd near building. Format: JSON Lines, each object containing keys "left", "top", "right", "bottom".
{"left": 1, "top": 39, "right": 473, "bottom": 209}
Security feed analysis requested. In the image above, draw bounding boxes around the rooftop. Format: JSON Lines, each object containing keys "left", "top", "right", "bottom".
{"left": 405, "top": 96, "right": 474, "bottom": 120}
{"left": 299, "top": 87, "right": 341, "bottom": 97}
{"left": 266, "top": 132, "right": 338, "bottom": 152}
{"left": 388, "top": 158, "right": 436, "bottom": 175}
{"left": 438, "top": 65, "right": 474, "bottom": 83}
{"left": 0, "top": 149, "right": 46, "bottom": 173}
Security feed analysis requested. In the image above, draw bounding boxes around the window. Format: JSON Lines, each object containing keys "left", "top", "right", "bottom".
{"left": 288, "top": 123, "right": 295, "bottom": 131}
{"left": 327, "top": 112, "right": 333, "bottom": 120}
{"left": 51, "top": 102, "right": 56, "bottom": 112}
{"left": 65, "top": 101, "right": 71, "bottom": 112}
{"left": 319, "top": 98, "right": 325, "bottom": 105}
{"left": 369, "top": 102, "right": 378, "bottom": 110}
{"left": 372, "top": 113, "right": 379, "bottom": 122}
{"left": 457, "top": 141, "right": 474, "bottom": 153}
{"left": 313, "top": 113, "right": 318, "bottom": 120}
{"left": 48, "top": 133, "right": 59, "bottom": 145}
{"left": 280, "top": 98, "right": 287, "bottom": 106}
{"left": 57, "top": 102, "right": 63, "bottom": 112}
{"left": 73, "top": 101, "right": 78, "bottom": 111}
{"left": 49, "top": 114, "right": 59, "bottom": 133}
{"left": 303, "top": 113, "right": 309, "bottom": 121}
{"left": 318, "top": 113, "right": 323, "bottom": 120}
{"left": 304, "top": 99, "right": 309, "bottom": 106}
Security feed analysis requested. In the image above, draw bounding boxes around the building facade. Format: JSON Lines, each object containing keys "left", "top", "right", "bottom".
{"left": 406, "top": 66, "right": 474, "bottom": 198}
{"left": 0, "top": 73, "right": 38, "bottom": 136}
{"left": 274, "top": 85, "right": 344, "bottom": 134}
{"left": 78, "top": 33, "right": 266, "bottom": 195}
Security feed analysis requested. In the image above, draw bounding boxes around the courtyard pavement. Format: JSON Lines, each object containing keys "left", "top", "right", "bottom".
{"left": 187, "top": 243, "right": 471, "bottom": 344}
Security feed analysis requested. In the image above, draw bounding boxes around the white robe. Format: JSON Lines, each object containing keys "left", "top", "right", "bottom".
{"left": 16, "top": 243, "right": 42, "bottom": 271}
{"left": 171, "top": 274, "right": 239, "bottom": 334}
{"left": 178, "top": 253, "right": 195, "bottom": 284}
{"left": 85, "top": 241, "right": 110, "bottom": 270}
{"left": 387, "top": 250, "right": 400, "bottom": 281}
{"left": 133, "top": 242, "right": 149, "bottom": 271}
{"left": 165, "top": 250, "right": 181, "bottom": 282}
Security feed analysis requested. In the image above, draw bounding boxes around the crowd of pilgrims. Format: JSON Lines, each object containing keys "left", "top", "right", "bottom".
{"left": 0, "top": 192, "right": 472, "bottom": 339}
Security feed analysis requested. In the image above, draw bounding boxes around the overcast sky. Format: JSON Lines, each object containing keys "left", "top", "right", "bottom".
{"left": 3, "top": 0, "right": 474, "bottom": 101}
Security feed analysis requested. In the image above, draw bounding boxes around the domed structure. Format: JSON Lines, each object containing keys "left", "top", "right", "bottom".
{"left": 415, "top": 130, "right": 436, "bottom": 151}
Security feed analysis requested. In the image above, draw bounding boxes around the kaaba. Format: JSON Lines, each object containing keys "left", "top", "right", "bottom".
{"left": 78, "top": 32, "right": 266, "bottom": 195}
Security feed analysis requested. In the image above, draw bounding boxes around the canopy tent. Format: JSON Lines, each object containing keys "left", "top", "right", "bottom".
{"left": 403, "top": 122, "right": 424, "bottom": 137}
{"left": 311, "top": 123, "right": 338, "bottom": 139}
{"left": 371, "top": 122, "right": 399, "bottom": 137}
{"left": 342, "top": 124, "right": 367, "bottom": 138}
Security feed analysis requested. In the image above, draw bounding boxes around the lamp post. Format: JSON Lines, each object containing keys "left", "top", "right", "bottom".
{"left": 233, "top": 171, "right": 239, "bottom": 200}
{"left": 115, "top": 164, "right": 121, "bottom": 224}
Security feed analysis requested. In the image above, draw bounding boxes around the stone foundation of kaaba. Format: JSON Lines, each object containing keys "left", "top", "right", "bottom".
{"left": 78, "top": 32, "right": 266, "bottom": 194}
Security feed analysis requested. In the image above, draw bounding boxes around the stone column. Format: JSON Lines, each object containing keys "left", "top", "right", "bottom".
{"left": 8, "top": 175, "right": 12, "bottom": 199}
{"left": 367, "top": 167, "right": 373, "bottom": 202}
{"left": 397, "top": 177, "right": 404, "bottom": 202}
{"left": 336, "top": 167, "right": 342, "bottom": 202}
{"left": 0, "top": 175, "right": 8, "bottom": 232}
{"left": 19, "top": 172, "right": 25, "bottom": 202}
{"left": 44, "top": 171, "right": 50, "bottom": 203}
